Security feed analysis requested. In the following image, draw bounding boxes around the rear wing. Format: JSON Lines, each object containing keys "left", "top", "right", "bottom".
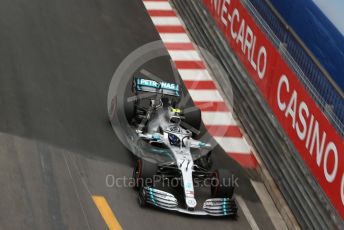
{"left": 134, "top": 78, "right": 180, "bottom": 97}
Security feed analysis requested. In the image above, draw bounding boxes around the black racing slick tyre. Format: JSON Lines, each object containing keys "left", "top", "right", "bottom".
{"left": 194, "top": 150, "right": 213, "bottom": 170}
{"left": 138, "top": 187, "right": 147, "bottom": 207}
{"left": 132, "top": 159, "right": 157, "bottom": 190}
{"left": 125, "top": 98, "right": 135, "bottom": 124}
{"left": 211, "top": 169, "right": 235, "bottom": 198}
{"left": 125, "top": 80, "right": 136, "bottom": 124}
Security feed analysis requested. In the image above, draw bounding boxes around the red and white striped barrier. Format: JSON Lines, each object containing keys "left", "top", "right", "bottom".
{"left": 142, "top": 0, "right": 258, "bottom": 169}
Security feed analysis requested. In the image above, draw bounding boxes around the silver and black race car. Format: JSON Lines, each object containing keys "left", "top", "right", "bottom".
{"left": 119, "top": 77, "right": 237, "bottom": 217}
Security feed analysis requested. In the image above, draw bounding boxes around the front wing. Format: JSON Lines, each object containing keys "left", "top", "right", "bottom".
{"left": 140, "top": 187, "right": 238, "bottom": 217}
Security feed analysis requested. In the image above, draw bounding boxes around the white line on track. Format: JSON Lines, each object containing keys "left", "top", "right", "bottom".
{"left": 214, "top": 137, "right": 251, "bottom": 154}
{"left": 251, "top": 180, "right": 288, "bottom": 230}
{"left": 201, "top": 111, "right": 236, "bottom": 126}
{"left": 159, "top": 33, "right": 191, "bottom": 43}
{"left": 236, "top": 195, "right": 260, "bottom": 230}
{"left": 63, "top": 153, "right": 92, "bottom": 230}
{"left": 151, "top": 16, "right": 182, "bottom": 26}
{"left": 177, "top": 69, "right": 212, "bottom": 81}
{"left": 143, "top": 1, "right": 172, "bottom": 11}
{"left": 168, "top": 50, "right": 201, "bottom": 61}
{"left": 187, "top": 89, "right": 223, "bottom": 102}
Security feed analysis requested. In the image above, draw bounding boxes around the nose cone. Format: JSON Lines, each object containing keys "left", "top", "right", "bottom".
{"left": 186, "top": 198, "right": 197, "bottom": 210}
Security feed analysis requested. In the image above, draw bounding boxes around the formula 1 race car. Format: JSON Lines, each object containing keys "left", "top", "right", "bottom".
{"left": 122, "top": 77, "right": 237, "bottom": 216}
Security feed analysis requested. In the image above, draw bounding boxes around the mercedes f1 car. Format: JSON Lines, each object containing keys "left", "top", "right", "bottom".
{"left": 122, "top": 77, "right": 237, "bottom": 216}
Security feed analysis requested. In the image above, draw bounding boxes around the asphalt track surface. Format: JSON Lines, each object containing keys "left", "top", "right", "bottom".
{"left": 0, "top": 0, "right": 277, "bottom": 229}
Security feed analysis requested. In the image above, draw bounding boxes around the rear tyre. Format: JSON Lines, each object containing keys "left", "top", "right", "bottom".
{"left": 211, "top": 169, "right": 234, "bottom": 198}
{"left": 124, "top": 98, "right": 135, "bottom": 124}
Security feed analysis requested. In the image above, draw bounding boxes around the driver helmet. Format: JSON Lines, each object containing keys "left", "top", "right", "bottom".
{"left": 168, "top": 107, "right": 182, "bottom": 124}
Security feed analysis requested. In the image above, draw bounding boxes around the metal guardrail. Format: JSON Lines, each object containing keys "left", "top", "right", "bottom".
{"left": 244, "top": 0, "right": 344, "bottom": 137}
{"left": 171, "top": 0, "right": 343, "bottom": 229}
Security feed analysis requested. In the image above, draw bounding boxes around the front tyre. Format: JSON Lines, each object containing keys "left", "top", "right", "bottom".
{"left": 138, "top": 187, "right": 147, "bottom": 207}
{"left": 211, "top": 169, "right": 234, "bottom": 198}
{"left": 195, "top": 150, "right": 213, "bottom": 170}
{"left": 132, "top": 159, "right": 157, "bottom": 190}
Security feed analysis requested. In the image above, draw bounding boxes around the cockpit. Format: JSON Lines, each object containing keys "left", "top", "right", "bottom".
{"left": 164, "top": 125, "right": 192, "bottom": 148}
